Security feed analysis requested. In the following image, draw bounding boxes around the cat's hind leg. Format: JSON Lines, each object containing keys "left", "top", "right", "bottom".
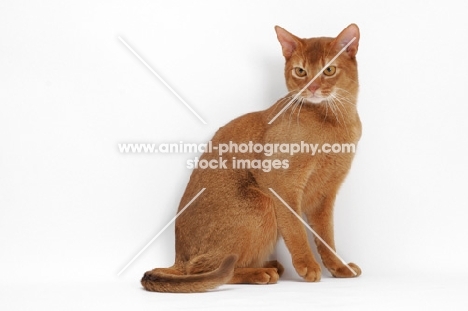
{"left": 228, "top": 267, "right": 280, "bottom": 285}
{"left": 263, "top": 260, "right": 284, "bottom": 277}
{"left": 227, "top": 260, "right": 284, "bottom": 285}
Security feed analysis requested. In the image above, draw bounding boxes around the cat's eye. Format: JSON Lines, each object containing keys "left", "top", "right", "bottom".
{"left": 323, "top": 66, "right": 336, "bottom": 76}
{"left": 294, "top": 67, "right": 307, "bottom": 77}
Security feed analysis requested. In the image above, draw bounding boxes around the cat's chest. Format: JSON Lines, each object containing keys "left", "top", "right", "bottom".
{"left": 266, "top": 121, "right": 360, "bottom": 147}
{"left": 266, "top": 106, "right": 360, "bottom": 143}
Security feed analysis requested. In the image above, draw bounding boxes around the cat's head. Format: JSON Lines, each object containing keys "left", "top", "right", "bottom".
{"left": 275, "top": 24, "right": 360, "bottom": 104}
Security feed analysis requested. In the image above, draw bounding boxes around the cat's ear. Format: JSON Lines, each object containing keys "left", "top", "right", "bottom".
{"left": 333, "top": 24, "right": 360, "bottom": 58}
{"left": 275, "top": 26, "right": 300, "bottom": 59}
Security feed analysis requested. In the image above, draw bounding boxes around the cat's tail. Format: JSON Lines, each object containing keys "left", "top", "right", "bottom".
{"left": 141, "top": 255, "right": 238, "bottom": 293}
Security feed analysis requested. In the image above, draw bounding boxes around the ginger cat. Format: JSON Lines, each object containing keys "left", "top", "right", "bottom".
{"left": 142, "top": 24, "right": 362, "bottom": 292}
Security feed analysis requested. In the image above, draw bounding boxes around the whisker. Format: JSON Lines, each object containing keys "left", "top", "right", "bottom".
{"left": 331, "top": 89, "right": 356, "bottom": 107}
{"left": 330, "top": 93, "right": 349, "bottom": 114}
{"left": 268, "top": 94, "right": 296, "bottom": 120}
{"left": 332, "top": 96, "right": 349, "bottom": 135}
{"left": 321, "top": 99, "right": 329, "bottom": 127}
{"left": 333, "top": 96, "right": 356, "bottom": 108}
{"left": 296, "top": 97, "right": 305, "bottom": 126}
{"left": 329, "top": 99, "right": 341, "bottom": 125}
{"left": 287, "top": 97, "right": 301, "bottom": 127}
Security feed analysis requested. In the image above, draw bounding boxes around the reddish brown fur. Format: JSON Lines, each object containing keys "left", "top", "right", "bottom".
{"left": 142, "top": 24, "right": 362, "bottom": 293}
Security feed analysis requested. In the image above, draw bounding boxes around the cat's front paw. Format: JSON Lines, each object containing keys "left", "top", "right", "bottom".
{"left": 293, "top": 256, "right": 321, "bottom": 282}
{"left": 329, "top": 262, "right": 361, "bottom": 278}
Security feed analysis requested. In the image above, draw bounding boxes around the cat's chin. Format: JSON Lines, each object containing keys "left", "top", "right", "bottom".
{"left": 305, "top": 96, "right": 326, "bottom": 104}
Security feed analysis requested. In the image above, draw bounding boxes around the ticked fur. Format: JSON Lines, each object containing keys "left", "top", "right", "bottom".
{"left": 142, "top": 24, "right": 362, "bottom": 293}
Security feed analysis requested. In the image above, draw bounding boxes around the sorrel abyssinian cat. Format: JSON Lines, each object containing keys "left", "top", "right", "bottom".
{"left": 142, "top": 24, "right": 361, "bottom": 292}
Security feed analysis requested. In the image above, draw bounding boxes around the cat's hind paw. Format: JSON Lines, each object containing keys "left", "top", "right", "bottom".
{"left": 255, "top": 268, "right": 280, "bottom": 284}
{"left": 228, "top": 267, "right": 280, "bottom": 285}
{"left": 263, "top": 260, "right": 285, "bottom": 277}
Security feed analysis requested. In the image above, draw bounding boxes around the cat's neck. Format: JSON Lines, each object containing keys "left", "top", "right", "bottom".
{"left": 269, "top": 96, "right": 358, "bottom": 124}
{"left": 264, "top": 96, "right": 361, "bottom": 142}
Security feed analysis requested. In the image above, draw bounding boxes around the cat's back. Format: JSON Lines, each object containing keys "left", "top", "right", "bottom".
{"left": 211, "top": 110, "right": 268, "bottom": 144}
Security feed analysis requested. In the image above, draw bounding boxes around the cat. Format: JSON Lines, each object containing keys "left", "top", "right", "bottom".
{"left": 141, "top": 24, "right": 362, "bottom": 293}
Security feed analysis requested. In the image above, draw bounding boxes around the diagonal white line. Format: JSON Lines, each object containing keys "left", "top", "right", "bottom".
{"left": 268, "top": 187, "right": 357, "bottom": 276}
{"left": 118, "top": 36, "right": 207, "bottom": 125}
{"left": 268, "top": 37, "right": 356, "bottom": 125}
{"left": 117, "top": 188, "right": 206, "bottom": 276}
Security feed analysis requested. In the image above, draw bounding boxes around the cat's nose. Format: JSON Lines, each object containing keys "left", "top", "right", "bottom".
{"left": 307, "top": 82, "right": 320, "bottom": 94}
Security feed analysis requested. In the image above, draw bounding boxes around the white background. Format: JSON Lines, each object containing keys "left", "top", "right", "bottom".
{"left": 1, "top": 0, "right": 468, "bottom": 310}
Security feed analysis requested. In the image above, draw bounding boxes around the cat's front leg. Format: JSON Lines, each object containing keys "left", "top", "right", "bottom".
{"left": 273, "top": 193, "right": 322, "bottom": 282}
{"left": 291, "top": 249, "right": 322, "bottom": 282}
{"left": 305, "top": 194, "right": 361, "bottom": 278}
